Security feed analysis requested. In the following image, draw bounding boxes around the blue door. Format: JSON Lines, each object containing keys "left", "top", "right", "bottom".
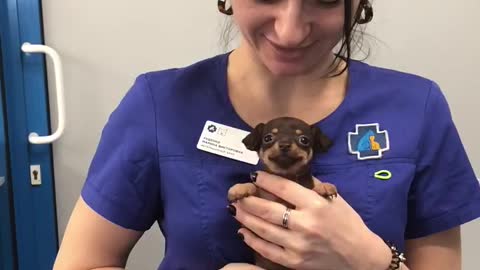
{"left": 0, "top": 0, "right": 59, "bottom": 269}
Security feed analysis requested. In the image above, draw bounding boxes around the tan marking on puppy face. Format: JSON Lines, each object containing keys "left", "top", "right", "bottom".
{"left": 259, "top": 148, "right": 265, "bottom": 160}
{"left": 306, "top": 148, "right": 313, "bottom": 162}
{"left": 259, "top": 142, "right": 310, "bottom": 176}
{"left": 272, "top": 128, "right": 279, "bottom": 134}
{"left": 295, "top": 129, "right": 303, "bottom": 135}
{"left": 260, "top": 146, "right": 287, "bottom": 175}
{"left": 286, "top": 143, "right": 309, "bottom": 174}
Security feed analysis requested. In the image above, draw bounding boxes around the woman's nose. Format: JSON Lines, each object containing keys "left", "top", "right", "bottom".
{"left": 274, "top": 2, "right": 311, "bottom": 48}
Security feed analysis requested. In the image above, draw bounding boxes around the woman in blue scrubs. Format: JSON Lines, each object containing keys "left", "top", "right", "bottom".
{"left": 54, "top": 1, "right": 480, "bottom": 270}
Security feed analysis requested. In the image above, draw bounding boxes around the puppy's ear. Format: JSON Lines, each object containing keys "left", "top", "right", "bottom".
{"left": 242, "top": 123, "right": 265, "bottom": 151}
{"left": 311, "top": 126, "right": 333, "bottom": 153}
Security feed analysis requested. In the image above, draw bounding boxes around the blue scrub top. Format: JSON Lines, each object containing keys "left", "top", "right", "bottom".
{"left": 81, "top": 52, "right": 480, "bottom": 270}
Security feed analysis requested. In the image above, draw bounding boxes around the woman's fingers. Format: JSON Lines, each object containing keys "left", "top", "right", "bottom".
{"left": 233, "top": 201, "right": 295, "bottom": 248}
{"left": 238, "top": 228, "right": 290, "bottom": 268}
{"left": 234, "top": 196, "right": 304, "bottom": 231}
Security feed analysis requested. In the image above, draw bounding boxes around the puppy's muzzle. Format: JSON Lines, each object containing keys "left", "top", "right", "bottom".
{"left": 267, "top": 141, "right": 304, "bottom": 168}
{"left": 278, "top": 141, "right": 292, "bottom": 153}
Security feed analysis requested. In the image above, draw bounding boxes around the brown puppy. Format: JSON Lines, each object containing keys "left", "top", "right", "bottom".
{"left": 228, "top": 117, "right": 338, "bottom": 270}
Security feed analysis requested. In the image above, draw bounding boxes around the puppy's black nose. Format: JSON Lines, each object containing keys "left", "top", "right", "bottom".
{"left": 278, "top": 142, "right": 291, "bottom": 152}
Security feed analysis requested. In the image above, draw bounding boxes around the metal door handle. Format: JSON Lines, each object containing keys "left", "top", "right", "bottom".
{"left": 21, "top": 42, "right": 66, "bottom": 144}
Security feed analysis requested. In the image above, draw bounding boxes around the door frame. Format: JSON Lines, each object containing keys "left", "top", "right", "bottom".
{"left": 0, "top": 37, "right": 17, "bottom": 270}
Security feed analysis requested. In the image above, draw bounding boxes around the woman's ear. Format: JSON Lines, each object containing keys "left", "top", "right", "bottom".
{"left": 242, "top": 123, "right": 265, "bottom": 151}
{"left": 311, "top": 126, "right": 333, "bottom": 153}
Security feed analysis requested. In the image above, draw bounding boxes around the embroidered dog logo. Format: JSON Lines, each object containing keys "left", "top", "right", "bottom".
{"left": 348, "top": 123, "right": 390, "bottom": 160}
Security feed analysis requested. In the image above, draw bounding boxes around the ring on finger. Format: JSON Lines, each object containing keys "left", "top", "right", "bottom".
{"left": 282, "top": 207, "right": 292, "bottom": 229}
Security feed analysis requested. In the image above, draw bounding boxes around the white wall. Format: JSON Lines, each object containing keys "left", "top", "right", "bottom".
{"left": 41, "top": 1, "right": 479, "bottom": 269}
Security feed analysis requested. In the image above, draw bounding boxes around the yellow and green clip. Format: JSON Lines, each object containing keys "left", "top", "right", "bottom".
{"left": 374, "top": 170, "right": 392, "bottom": 181}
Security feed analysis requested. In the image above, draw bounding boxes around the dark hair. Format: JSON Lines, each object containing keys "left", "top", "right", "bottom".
{"left": 219, "top": 0, "right": 370, "bottom": 78}
{"left": 331, "top": 0, "right": 368, "bottom": 77}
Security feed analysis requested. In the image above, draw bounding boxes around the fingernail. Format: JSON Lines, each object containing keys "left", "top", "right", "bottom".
{"left": 227, "top": 204, "right": 236, "bottom": 216}
{"left": 237, "top": 232, "right": 244, "bottom": 241}
{"left": 250, "top": 172, "right": 257, "bottom": 182}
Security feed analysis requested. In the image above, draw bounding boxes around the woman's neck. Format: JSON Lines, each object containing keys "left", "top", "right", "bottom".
{"left": 226, "top": 43, "right": 348, "bottom": 126}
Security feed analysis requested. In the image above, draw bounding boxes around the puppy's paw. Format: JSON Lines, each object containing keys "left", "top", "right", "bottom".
{"left": 228, "top": 183, "right": 258, "bottom": 203}
{"left": 313, "top": 182, "right": 338, "bottom": 200}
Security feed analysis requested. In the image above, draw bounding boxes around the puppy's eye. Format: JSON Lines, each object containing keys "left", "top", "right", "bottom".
{"left": 298, "top": 135, "right": 310, "bottom": 146}
{"left": 263, "top": 133, "right": 274, "bottom": 143}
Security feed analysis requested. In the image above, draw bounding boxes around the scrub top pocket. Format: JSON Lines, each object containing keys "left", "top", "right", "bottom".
{"left": 311, "top": 160, "right": 416, "bottom": 251}
{"left": 158, "top": 154, "right": 257, "bottom": 268}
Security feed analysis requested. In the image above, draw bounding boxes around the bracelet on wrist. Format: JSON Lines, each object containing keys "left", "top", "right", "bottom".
{"left": 384, "top": 240, "right": 406, "bottom": 270}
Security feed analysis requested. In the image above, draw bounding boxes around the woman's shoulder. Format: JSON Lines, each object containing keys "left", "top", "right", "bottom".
{"left": 353, "top": 59, "right": 436, "bottom": 86}
{"left": 106, "top": 53, "right": 228, "bottom": 132}
{"left": 351, "top": 59, "right": 445, "bottom": 105}
{"left": 137, "top": 53, "right": 228, "bottom": 97}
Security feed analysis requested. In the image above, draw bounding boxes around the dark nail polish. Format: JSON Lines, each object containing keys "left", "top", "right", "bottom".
{"left": 237, "top": 232, "right": 244, "bottom": 241}
{"left": 250, "top": 172, "right": 257, "bottom": 182}
{"left": 227, "top": 204, "right": 236, "bottom": 216}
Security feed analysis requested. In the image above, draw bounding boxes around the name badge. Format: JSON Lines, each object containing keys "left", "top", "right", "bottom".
{"left": 197, "top": 120, "right": 259, "bottom": 165}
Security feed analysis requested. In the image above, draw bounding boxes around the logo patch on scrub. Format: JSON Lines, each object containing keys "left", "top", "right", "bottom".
{"left": 348, "top": 123, "right": 390, "bottom": 160}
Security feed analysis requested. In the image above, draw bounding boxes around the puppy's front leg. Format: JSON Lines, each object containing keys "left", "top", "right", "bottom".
{"left": 312, "top": 180, "right": 338, "bottom": 200}
{"left": 228, "top": 183, "right": 258, "bottom": 203}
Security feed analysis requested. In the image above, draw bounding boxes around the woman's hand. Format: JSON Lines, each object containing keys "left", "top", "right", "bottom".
{"left": 230, "top": 171, "right": 392, "bottom": 270}
{"left": 219, "top": 263, "right": 265, "bottom": 270}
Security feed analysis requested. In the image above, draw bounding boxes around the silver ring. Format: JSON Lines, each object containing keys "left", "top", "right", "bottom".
{"left": 282, "top": 207, "right": 292, "bottom": 229}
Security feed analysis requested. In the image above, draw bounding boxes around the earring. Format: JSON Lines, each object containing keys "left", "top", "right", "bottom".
{"left": 218, "top": 0, "right": 233, "bottom": 15}
{"left": 357, "top": 1, "right": 373, "bottom": 24}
